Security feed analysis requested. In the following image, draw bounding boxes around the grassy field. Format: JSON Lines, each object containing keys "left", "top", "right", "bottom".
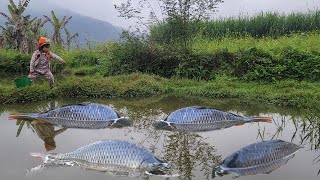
{"left": 193, "top": 32, "right": 320, "bottom": 54}
{"left": 150, "top": 10, "right": 320, "bottom": 43}
{"left": 2, "top": 32, "right": 319, "bottom": 81}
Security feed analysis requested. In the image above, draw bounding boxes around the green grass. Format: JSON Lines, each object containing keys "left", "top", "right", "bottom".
{"left": 199, "top": 10, "right": 320, "bottom": 38}
{"left": 2, "top": 32, "right": 320, "bottom": 81}
{"left": 150, "top": 10, "right": 320, "bottom": 42}
{"left": 1, "top": 73, "right": 320, "bottom": 112}
{"left": 193, "top": 32, "right": 320, "bottom": 54}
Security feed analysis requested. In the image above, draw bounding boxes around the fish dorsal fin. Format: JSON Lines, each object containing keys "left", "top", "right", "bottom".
{"left": 61, "top": 102, "right": 92, "bottom": 107}
{"left": 191, "top": 106, "right": 240, "bottom": 116}
{"left": 238, "top": 112, "right": 245, "bottom": 118}
{"left": 39, "top": 103, "right": 93, "bottom": 114}
{"left": 225, "top": 111, "right": 244, "bottom": 118}
{"left": 190, "top": 106, "right": 206, "bottom": 109}
{"left": 192, "top": 106, "right": 245, "bottom": 118}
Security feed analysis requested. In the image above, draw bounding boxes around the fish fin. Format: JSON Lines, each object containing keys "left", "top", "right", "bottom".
{"left": 115, "top": 112, "right": 121, "bottom": 118}
{"left": 238, "top": 113, "right": 245, "bottom": 118}
{"left": 26, "top": 160, "right": 65, "bottom": 176}
{"left": 106, "top": 171, "right": 132, "bottom": 177}
{"left": 60, "top": 102, "right": 92, "bottom": 108}
{"left": 30, "top": 153, "right": 47, "bottom": 161}
{"left": 39, "top": 103, "right": 92, "bottom": 114}
{"left": 250, "top": 117, "right": 273, "bottom": 123}
{"left": 129, "top": 172, "right": 141, "bottom": 177}
{"left": 284, "top": 154, "right": 295, "bottom": 165}
{"left": 190, "top": 106, "right": 206, "bottom": 109}
{"left": 168, "top": 122, "right": 177, "bottom": 129}
{"left": 8, "top": 113, "right": 36, "bottom": 120}
{"left": 145, "top": 171, "right": 179, "bottom": 177}
{"left": 234, "top": 122, "right": 246, "bottom": 126}
{"left": 228, "top": 112, "right": 245, "bottom": 118}
{"left": 265, "top": 170, "right": 275, "bottom": 174}
{"left": 26, "top": 163, "right": 47, "bottom": 177}
{"left": 232, "top": 174, "right": 240, "bottom": 179}
{"left": 110, "top": 117, "right": 133, "bottom": 128}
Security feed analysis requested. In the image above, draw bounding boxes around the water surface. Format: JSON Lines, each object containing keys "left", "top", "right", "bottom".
{"left": 0, "top": 96, "right": 319, "bottom": 180}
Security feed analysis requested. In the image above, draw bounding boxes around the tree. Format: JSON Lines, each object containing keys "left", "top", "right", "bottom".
{"left": 0, "top": 0, "right": 31, "bottom": 52}
{"left": 115, "top": 0, "right": 223, "bottom": 52}
{"left": 0, "top": 0, "right": 48, "bottom": 53}
{"left": 26, "top": 18, "right": 49, "bottom": 51}
{"left": 44, "top": 11, "right": 72, "bottom": 47}
{"left": 0, "top": 25, "right": 13, "bottom": 49}
{"left": 0, "top": 34, "right": 7, "bottom": 49}
{"left": 64, "top": 27, "right": 79, "bottom": 50}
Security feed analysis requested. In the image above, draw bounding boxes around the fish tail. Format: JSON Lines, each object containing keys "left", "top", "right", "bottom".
{"left": 249, "top": 116, "right": 273, "bottom": 123}
{"left": 8, "top": 113, "right": 37, "bottom": 120}
{"left": 30, "top": 153, "right": 48, "bottom": 161}
{"left": 26, "top": 163, "right": 47, "bottom": 177}
{"left": 27, "top": 153, "right": 57, "bottom": 176}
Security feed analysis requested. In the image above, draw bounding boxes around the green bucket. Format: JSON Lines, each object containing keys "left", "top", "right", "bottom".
{"left": 15, "top": 77, "right": 31, "bottom": 89}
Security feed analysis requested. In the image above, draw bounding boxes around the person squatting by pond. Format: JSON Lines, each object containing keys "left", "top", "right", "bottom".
{"left": 28, "top": 37, "right": 66, "bottom": 89}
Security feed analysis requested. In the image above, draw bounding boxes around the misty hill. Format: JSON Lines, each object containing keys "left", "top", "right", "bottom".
{"left": 0, "top": 0, "right": 122, "bottom": 44}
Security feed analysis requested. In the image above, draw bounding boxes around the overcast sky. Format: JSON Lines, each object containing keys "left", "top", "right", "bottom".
{"left": 1, "top": 0, "right": 320, "bottom": 28}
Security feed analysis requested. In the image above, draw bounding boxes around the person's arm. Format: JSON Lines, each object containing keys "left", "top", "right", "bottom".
{"left": 50, "top": 52, "right": 66, "bottom": 64}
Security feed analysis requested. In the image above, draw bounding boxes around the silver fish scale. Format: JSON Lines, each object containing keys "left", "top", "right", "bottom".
{"left": 223, "top": 140, "right": 301, "bottom": 168}
{"left": 35, "top": 103, "right": 120, "bottom": 128}
{"left": 165, "top": 107, "right": 247, "bottom": 131}
{"left": 167, "top": 107, "right": 244, "bottom": 124}
{"left": 53, "top": 140, "right": 160, "bottom": 172}
{"left": 220, "top": 140, "right": 301, "bottom": 175}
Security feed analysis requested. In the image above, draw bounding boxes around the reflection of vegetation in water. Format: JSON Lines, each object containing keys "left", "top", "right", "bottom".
{"left": 5, "top": 95, "right": 320, "bottom": 177}
{"left": 297, "top": 115, "right": 320, "bottom": 176}
{"left": 163, "top": 133, "right": 221, "bottom": 180}
{"left": 261, "top": 113, "right": 320, "bottom": 176}
{"left": 108, "top": 96, "right": 222, "bottom": 180}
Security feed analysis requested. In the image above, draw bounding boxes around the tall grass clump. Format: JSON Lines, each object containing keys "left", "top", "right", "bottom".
{"left": 150, "top": 10, "right": 320, "bottom": 42}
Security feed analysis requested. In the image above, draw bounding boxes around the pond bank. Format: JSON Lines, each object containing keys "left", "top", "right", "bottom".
{"left": 1, "top": 73, "right": 319, "bottom": 112}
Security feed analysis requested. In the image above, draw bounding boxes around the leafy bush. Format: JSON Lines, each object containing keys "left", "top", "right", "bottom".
{"left": 0, "top": 49, "right": 31, "bottom": 75}
{"left": 104, "top": 32, "right": 181, "bottom": 78}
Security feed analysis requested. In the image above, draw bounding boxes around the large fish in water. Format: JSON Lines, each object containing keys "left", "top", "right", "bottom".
{"left": 212, "top": 140, "right": 302, "bottom": 178}
{"left": 9, "top": 103, "right": 132, "bottom": 129}
{"left": 153, "top": 106, "right": 272, "bottom": 132}
{"left": 28, "top": 140, "right": 171, "bottom": 177}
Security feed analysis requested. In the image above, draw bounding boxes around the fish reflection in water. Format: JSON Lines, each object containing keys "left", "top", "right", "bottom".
{"left": 213, "top": 140, "right": 302, "bottom": 178}
{"left": 153, "top": 106, "right": 272, "bottom": 132}
{"left": 9, "top": 103, "right": 132, "bottom": 129}
{"left": 28, "top": 140, "right": 172, "bottom": 177}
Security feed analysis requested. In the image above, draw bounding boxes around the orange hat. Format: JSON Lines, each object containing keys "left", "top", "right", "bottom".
{"left": 38, "top": 36, "right": 51, "bottom": 47}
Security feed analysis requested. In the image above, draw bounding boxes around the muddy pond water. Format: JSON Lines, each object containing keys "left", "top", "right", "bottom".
{"left": 0, "top": 95, "right": 319, "bottom": 180}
